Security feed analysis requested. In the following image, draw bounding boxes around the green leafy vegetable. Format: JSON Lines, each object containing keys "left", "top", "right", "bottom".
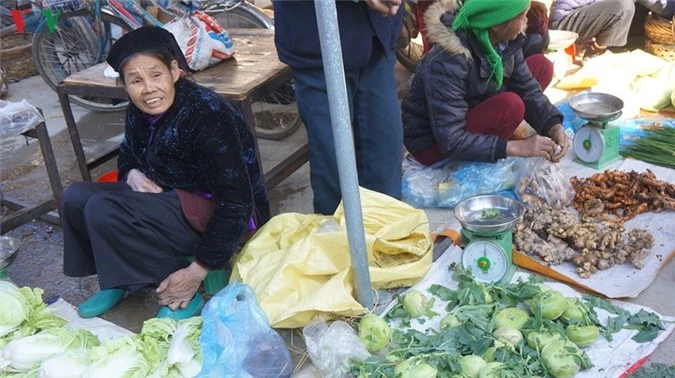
{"left": 481, "top": 209, "right": 500, "bottom": 219}
{"left": 627, "top": 309, "right": 665, "bottom": 343}
{"left": 403, "top": 290, "right": 429, "bottom": 319}
{"left": 494, "top": 308, "right": 529, "bottom": 331}
{"left": 530, "top": 291, "right": 567, "bottom": 321}
{"left": 628, "top": 363, "right": 675, "bottom": 378}
{"left": 493, "top": 327, "right": 523, "bottom": 347}
{"left": 359, "top": 314, "right": 392, "bottom": 353}
{"left": 565, "top": 325, "right": 599, "bottom": 348}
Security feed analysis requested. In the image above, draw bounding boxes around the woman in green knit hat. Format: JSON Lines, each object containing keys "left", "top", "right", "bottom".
{"left": 402, "top": 0, "right": 569, "bottom": 166}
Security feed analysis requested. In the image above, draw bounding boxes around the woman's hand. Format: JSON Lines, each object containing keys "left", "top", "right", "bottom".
{"left": 126, "top": 169, "right": 163, "bottom": 193}
{"left": 548, "top": 124, "right": 570, "bottom": 162}
{"left": 156, "top": 262, "right": 209, "bottom": 310}
{"left": 506, "top": 135, "right": 558, "bottom": 160}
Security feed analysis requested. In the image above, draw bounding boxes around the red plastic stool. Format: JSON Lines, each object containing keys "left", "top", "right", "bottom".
{"left": 97, "top": 170, "right": 119, "bottom": 183}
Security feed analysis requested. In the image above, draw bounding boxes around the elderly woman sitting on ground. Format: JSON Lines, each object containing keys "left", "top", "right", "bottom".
{"left": 402, "top": 0, "right": 568, "bottom": 167}
{"left": 60, "top": 27, "right": 269, "bottom": 320}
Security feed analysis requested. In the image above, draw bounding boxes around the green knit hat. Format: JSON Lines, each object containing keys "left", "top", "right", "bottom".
{"left": 453, "top": 0, "right": 530, "bottom": 89}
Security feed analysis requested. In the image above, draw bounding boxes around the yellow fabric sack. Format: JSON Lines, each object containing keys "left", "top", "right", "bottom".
{"left": 230, "top": 187, "right": 433, "bottom": 328}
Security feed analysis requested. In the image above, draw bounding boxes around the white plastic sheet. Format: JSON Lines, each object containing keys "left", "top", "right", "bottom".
{"left": 543, "top": 157, "right": 675, "bottom": 298}
{"left": 383, "top": 247, "right": 675, "bottom": 378}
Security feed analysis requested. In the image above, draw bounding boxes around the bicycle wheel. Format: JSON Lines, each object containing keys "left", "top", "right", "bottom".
{"left": 31, "top": 10, "right": 131, "bottom": 112}
{"left": 207, "top": 4, "right": 302, "bottom": 140}
{"left": 207, "top": 4, "right": 272, "bottom": 29}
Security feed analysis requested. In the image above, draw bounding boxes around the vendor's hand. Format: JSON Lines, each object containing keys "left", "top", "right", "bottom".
{"left": 156, "top": 262, "right": 209, "bottom": 310}
{"left": 126, "top": 169, "right": 162, "bottom": 193}
{"left": 548, "top": 124, "right": 570, "bottom": 162}
{"left": 365, "top": 0, "right": 401, "bottom": 16}
{"left": 506, "top": 135, "right": 558, "bottom": 161}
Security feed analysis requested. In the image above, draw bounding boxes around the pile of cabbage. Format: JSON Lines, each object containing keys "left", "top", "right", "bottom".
{"left": 0, "top": 281, "right": 203, "bottom": 378}
{"left": 352, "top": 269, "right": 665, "bottom": 378}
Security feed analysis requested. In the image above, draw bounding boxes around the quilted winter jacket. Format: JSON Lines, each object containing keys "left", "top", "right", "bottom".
{"left": 549, "top": 0, "right": 597, "bottom": 22}
{"left": 401, "top": 0, "right": 563, "bottom": 163}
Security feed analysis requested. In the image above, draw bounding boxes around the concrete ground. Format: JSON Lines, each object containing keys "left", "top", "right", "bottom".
{"left": 1, "top": 60, "right": 673, "bottom": 376}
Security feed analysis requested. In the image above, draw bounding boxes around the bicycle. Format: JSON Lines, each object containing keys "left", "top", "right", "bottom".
{"left": 30, "top": 0, "right": 301, "bottom": 140}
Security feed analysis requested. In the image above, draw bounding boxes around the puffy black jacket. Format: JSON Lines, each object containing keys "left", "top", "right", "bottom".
{"left": 402, "top": 0, "right": 563, "bottom": 162}
{"left": 118, "top": 78, "right": 270, "bottom": 269}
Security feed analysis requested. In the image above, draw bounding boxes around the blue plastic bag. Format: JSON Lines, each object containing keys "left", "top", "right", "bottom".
{"left": 198, "top": 282, "right": 293, "bottom": 378}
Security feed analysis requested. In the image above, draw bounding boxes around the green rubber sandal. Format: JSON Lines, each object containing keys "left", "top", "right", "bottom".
{"left": 77, "top": 288, "right": 126, "bottom": 318}
{"left": 156, "top": 293, "right": 204, "bottom": 320}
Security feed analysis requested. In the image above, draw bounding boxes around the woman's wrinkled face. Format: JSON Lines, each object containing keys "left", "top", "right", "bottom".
{"left": 122, "top": 54, "right": 180, "bottom": 115}
{"left": 492, "top": 6, "right": 530, "bottom": 42}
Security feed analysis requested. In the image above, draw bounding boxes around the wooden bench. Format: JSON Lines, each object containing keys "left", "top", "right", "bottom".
{"left": 56, "top": 29, "right": 309, "bottom": 191}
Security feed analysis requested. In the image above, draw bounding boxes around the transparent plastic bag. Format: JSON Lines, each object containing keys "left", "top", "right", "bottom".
{"left": 302, "top": 319, "right": 370, "bottom": 378}
{"left": 198, "top": 282, "right": 293, "bottom": 378}
{"left": 0, "top": 100, "right": 44, "bottom": 138}
{"left": 515, "top": 157, "right": 575, "bottom": 209}
{"left": 402, "top": 155, "right": 520, "bottom": 208}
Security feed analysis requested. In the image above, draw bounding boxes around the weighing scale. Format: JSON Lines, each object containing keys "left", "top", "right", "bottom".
{"left": 0, "top": 236, "right": 20, "bottom": 281}
{"left": 569, "top": 92, "right": 624, "bottom": 170}
{"left": 453, "top": 195, "right": 525, "bottom": 284}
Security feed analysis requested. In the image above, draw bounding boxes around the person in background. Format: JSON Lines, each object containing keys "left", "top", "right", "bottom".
{"left": 60, "top": 27, "right": 269, "bottom": 320}
{"left": 524, "top": 1, "right": 551, "bottom": 57}
{"left": 402, "top": 0, "right": 568, "bottom": 167}
{"left": 548, "top": 0, "right": 635, "bottom": 59}
{"left": 272, "top": 0, "right": 404, "bottom": 215}
{"left": 639, "top": 0, "right": 675, "bottom": 19}
{"left": 416, "top": 0, "right": 551, "bottom": 57}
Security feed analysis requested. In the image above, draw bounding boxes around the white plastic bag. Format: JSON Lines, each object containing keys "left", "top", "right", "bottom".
{"left": 163, "top": 11, "right": 235, "bottom": 72}
{"left": 302, "top": 319, "right": 370, "bottom": 378}
{"left": 0, "top": 100, "right": 44, "bottom": 138}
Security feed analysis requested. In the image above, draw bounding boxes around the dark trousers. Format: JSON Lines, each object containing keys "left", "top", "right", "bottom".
{"left": 61, "top": 182, "right": 200, "bottom": 292}
{"left": 292, "top": 40, "right": 404, "bottom": 215}
{"left": 412, "top": 54, "right": 554, "bottom": 166}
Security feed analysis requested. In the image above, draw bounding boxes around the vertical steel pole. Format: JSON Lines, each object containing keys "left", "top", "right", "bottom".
{"left": 314, "top": 0, "right": 373, "bottom": 309}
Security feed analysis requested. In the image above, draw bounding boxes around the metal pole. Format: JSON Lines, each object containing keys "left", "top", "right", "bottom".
{"left": 314, "top": 0, "right": 373, "bottom": 309}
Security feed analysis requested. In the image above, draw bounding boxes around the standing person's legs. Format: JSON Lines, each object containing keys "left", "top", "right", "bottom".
{"left": 352, "top": 42, "right": 404, "bottom": 201}
{"left": 61, "top": 181, "right": 132, "bottom": 277}
{"left": 293, "top": 67, "right": 358, "bottom": 215}
{"left": 549, "top": 0, "right": 635, "bottom": 47}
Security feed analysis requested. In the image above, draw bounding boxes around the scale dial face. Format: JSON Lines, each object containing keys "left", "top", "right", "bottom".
{"left": 573, "top": 126, "right": 605, "bottom": 163}
{"left": 461, "top": 240, "right": 509, "bottom": 283}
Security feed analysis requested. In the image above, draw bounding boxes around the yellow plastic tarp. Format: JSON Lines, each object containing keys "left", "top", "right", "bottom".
{"left": 230, "top": 187, "right": 433, "bottom": 328}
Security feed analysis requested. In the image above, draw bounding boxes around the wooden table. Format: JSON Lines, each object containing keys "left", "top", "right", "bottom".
{"left": 57, "top": 29, "right": 308, "bottom": 190}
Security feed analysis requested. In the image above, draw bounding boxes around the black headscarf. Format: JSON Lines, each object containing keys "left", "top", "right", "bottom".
{"left": 106, "top": 26, "right": 191, "bottom": 73}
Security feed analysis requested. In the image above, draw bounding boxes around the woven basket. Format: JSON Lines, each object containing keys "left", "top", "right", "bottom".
{"left": 645, "top": 38, "right": 675, "bottom": 61}
{"left": 0, "top": 27, "right": 38, "bottom": 82}
{"left": 644, "top": 12, "right": 675, "bottom": 45}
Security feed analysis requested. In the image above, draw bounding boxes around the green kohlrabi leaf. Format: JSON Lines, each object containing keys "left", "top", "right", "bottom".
{"left": 628, "top": 363, "right": 675, "bottom": 378}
